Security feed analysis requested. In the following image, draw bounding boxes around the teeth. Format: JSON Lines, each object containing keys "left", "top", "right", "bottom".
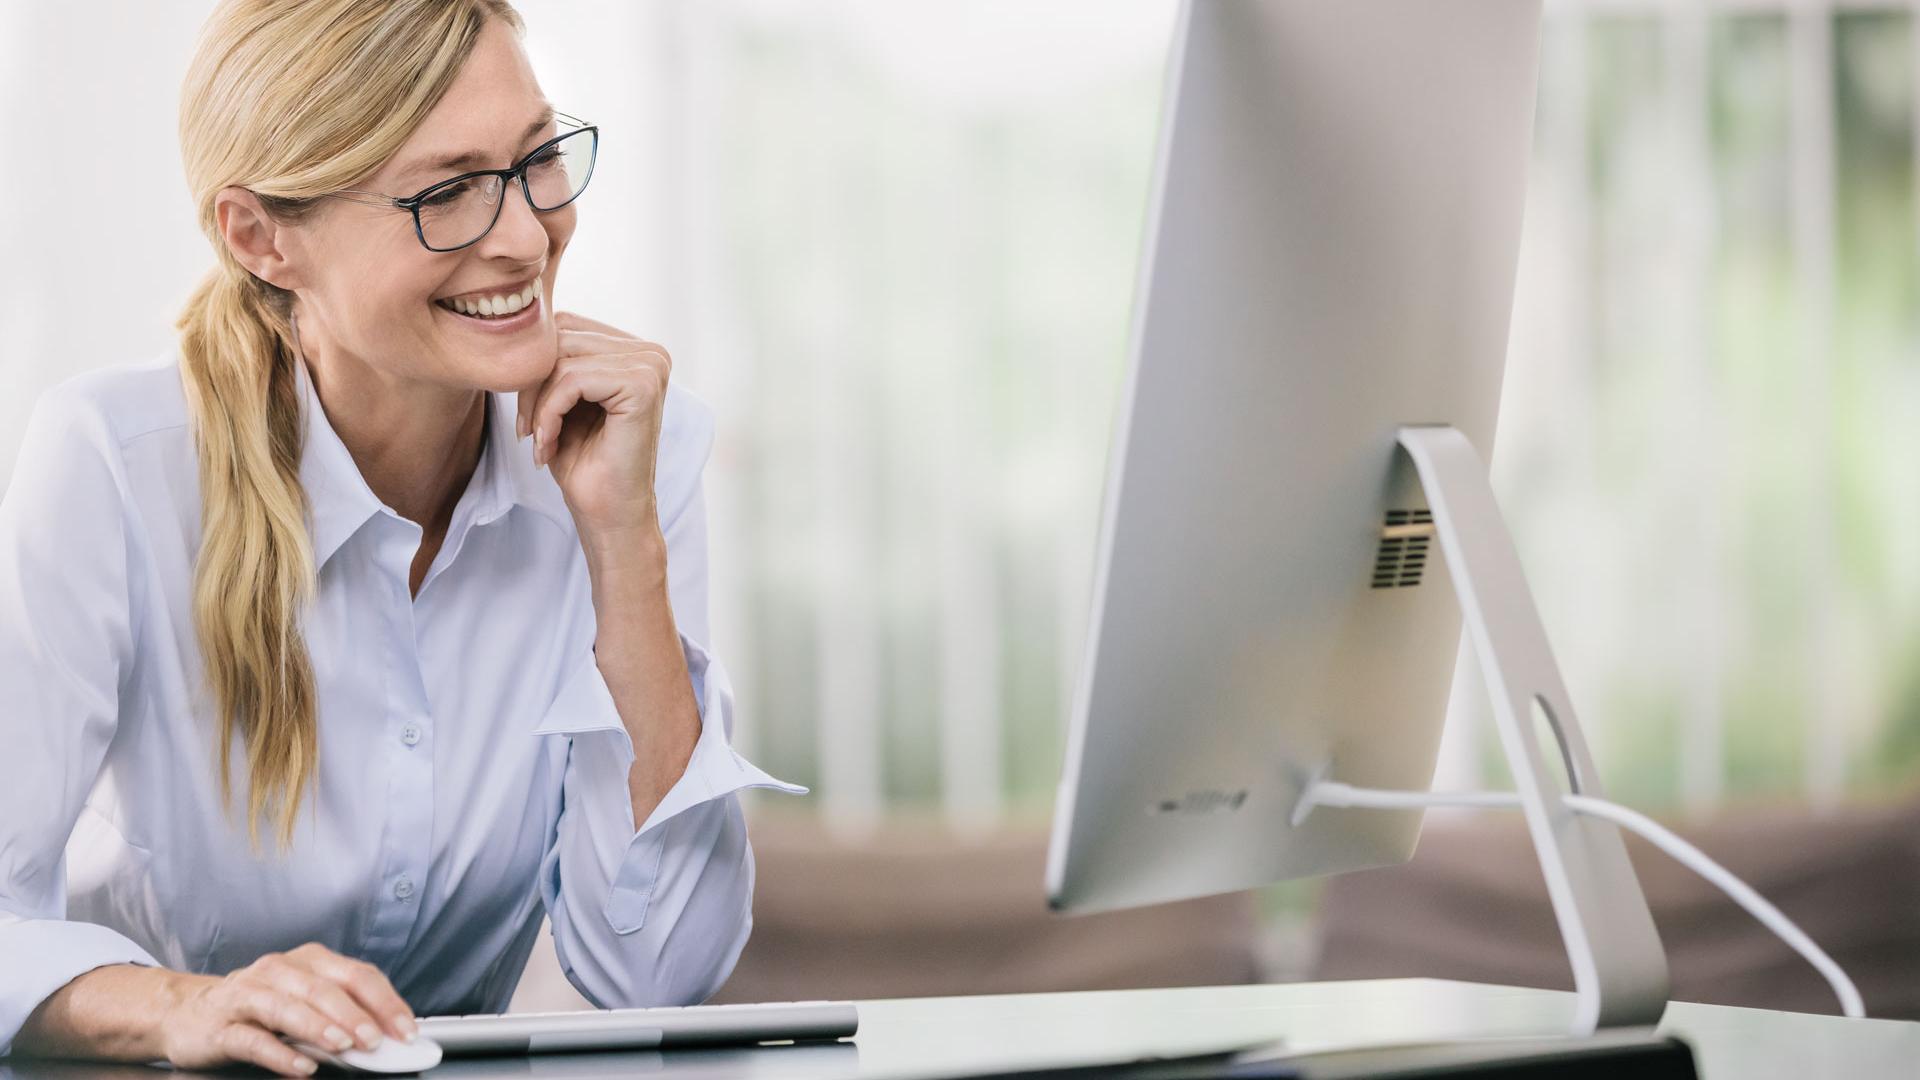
{"left": 441, "top": 279, "right": 542, "bottom": 319}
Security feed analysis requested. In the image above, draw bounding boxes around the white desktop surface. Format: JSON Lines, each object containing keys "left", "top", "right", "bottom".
{"left": 3, "top": 979, "right": 1913, "bottom": 1079}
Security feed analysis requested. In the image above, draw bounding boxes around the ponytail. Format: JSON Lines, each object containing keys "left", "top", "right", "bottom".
{"left": 175, "top": 257, "right": 317, "bottom": 855}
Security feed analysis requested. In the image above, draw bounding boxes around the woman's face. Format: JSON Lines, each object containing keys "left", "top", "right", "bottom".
{"left": 288, "top": 16, "right": 572, "bottom": 394}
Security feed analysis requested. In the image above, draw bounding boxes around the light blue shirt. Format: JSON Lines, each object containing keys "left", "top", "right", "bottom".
{"left": 0, "top": 350, "right": 803, "bottom": 1055}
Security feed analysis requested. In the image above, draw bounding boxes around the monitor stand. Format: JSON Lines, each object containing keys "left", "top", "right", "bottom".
{"left": 1390, "top": 424, "right": 1670, "bottom": 1033}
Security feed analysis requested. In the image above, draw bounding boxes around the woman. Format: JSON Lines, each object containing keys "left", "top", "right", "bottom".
{"left": 0, "top": 1, "right": 800, "bottom": 1074}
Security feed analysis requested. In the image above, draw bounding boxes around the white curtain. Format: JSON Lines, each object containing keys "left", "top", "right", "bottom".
{"left": 3, "top": 1, "right": 1911, "bottom": 835}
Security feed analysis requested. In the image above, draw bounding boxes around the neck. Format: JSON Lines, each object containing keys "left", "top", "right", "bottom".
{"left": 301, "top": 350, "right": 487, "bottom": 535}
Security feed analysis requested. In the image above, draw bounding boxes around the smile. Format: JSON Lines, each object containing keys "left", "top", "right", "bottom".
{"left": 434, "top": 277, "right": 542, "bottom": 319}
{"left": 433, "top": 277, "right": 543, "bottom": 332}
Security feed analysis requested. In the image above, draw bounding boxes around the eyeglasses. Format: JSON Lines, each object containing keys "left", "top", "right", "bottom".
{"left": 324, "top": 112, "right": 599, "bottom": 252}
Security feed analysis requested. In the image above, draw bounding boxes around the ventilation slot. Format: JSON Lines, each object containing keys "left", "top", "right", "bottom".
{"left": 1371, "top": 509, "right": 1434, "bottom": 589}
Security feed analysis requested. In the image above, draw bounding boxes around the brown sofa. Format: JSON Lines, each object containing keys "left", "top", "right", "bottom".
{"left": 1309, "top": 796, "right": 1920, "bottom": 1019}
{"left": 506, "top": 814, "right": 1262, "bottom": 1013}
{"left": 707, "top": 815, "right": 1263, "bottom": 1002}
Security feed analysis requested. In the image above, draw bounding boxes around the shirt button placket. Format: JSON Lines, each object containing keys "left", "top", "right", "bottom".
{"left": 365, "top": 521, "right": 435, "bottom": 959}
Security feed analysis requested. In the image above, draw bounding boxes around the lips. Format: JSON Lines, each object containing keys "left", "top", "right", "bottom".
{"left": 433, "top": 280, "right": 544, "bottom": 335}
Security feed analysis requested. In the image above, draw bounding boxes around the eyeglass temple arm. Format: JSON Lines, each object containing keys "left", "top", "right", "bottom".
{"left": 325, "top": 190, "right": 403, "bottom": 207}
{"left": 323, "top": 116, "right": 592, "bottom": 208}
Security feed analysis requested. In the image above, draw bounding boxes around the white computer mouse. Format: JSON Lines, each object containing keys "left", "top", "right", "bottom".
{"left": 287, "top": 1034, "right": 444, "bottom": 1074}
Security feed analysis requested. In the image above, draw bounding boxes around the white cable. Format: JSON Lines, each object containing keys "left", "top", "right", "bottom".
{"left": 1559, "top": 794, "right": 1866, "bottom": 1020}
{"left": 1309, "top": 782, "right": 1519, "bottom": 811}
{"left": 1305, "top": 780, "right": 1867, "bottom": 1019}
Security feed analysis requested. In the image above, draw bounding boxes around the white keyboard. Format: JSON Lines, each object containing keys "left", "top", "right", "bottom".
{"left": 416, "top": 1000, "right": 859, "bottom": 1056}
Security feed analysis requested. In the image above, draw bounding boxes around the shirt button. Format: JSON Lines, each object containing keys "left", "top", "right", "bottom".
{"left": 393, "top": 875, "right": 415, "bottom": 901}
{"left": 400, "top": 723, "right": 422, "bottom": 747}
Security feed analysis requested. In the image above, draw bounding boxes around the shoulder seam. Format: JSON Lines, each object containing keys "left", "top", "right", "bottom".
{"left": 119, "top": 421, "right": 193, "bottom": 451}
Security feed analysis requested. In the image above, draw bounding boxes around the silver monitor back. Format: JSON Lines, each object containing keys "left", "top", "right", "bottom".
{"left": 1046, "top": 0, "right": 1543, "bottom": 914}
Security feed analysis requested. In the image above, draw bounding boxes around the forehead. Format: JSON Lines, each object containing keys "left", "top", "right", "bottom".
{"left": 378, "top": 18, "right": 550, "bottom": 187}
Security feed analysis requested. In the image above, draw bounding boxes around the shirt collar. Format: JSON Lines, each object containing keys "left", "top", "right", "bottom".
{"left": 295, "top": 357, "right": 573, "bottom": 571}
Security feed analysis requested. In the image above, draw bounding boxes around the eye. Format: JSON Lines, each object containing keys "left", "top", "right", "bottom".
{"left": 526, "top": 146, "right": 563, "bottom": 169}
{"left": 417, "top": 174, "right": 494, "bottom": 213}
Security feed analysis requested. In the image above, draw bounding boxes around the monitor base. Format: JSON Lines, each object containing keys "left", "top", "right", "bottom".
{"left": 1387, "top": 424, "right": 1670, "bottom": 1033}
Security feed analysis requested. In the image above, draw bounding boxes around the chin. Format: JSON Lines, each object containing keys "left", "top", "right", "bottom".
{"left": 426, "top": 332, "right": 559, "bottom": 393}
{"left": 472, "top": 348, "right": 559, "bottom": 393}
{"left": 423, "top": 293, "right": 560, "bottom": 390}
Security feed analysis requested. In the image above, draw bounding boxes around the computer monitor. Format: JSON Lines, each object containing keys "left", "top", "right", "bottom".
{"left": 1045, "top": 0, "right": 1669, "bottom": 1032}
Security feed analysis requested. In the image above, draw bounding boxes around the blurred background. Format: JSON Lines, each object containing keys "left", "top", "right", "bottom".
{"left": 2, "top": 0, "right": 1914, "bottom": 1018}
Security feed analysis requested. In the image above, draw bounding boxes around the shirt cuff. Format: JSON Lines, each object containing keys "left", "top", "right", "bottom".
{"left": 0, "top": 915, "right": 161, "bottom": 1057}
{"left": 531, "top": 634, "right": 805, "bottom": 934}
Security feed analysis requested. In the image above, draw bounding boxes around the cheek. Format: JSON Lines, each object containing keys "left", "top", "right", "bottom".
{"left": 543, "top": 208, "right": 576, "bottom": 257}
{"left": 331, "top": 243, "right": 441, "bottom": 331}
{"left": 305, "top": 214, "right": 441, "bottom": 340}
{"left": 386, "top": 270, "right": 454, "bottom": 349}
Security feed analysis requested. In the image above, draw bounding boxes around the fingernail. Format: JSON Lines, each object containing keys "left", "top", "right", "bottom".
{"left": 325, "top": 1025, "right": 353, "bottom": 1050}
{"left": 356, "top": 1023, "right": 383, "bottom": 1049}
{"left": 398, "top": 1015, "right": 419, "bottom": 1041}
{"left": 293, "top": 1055, "right": 318, "bottom": 1075}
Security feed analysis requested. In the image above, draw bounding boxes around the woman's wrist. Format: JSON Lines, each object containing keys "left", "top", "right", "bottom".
{"left": 579, "top": 519, "right": 668, "bottom": 586}
{"left": 14, "top": 963, "right": 207, "bottom": 1062}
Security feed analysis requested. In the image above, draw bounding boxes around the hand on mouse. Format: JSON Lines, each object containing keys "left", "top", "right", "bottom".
{"left": 155, "top": 942, "right": 418, "bottom": 1077}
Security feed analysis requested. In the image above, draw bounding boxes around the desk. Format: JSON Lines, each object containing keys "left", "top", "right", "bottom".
{"left": 4, "top": 980, "right": 1914, "bottom": 1079}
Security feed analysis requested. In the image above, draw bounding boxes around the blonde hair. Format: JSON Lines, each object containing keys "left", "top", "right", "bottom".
{"left": 176, "top": 0, "right": 523, "bottom": 853}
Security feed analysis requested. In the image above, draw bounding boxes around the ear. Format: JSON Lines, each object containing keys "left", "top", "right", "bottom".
{"left": 214, "top": 186, "right": 304, "bottom": 291}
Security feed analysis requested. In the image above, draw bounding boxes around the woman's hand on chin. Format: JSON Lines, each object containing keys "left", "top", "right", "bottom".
{"left": 518, "top": 311, "right": 674, "bottom": 563}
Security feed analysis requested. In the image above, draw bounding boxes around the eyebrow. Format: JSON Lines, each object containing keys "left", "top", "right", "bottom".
{"left": 397, "top": 108, "right": 557, "bottom": 184}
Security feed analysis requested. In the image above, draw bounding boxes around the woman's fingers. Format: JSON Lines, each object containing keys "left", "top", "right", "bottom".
{"left": 236, "top": 978, "right": 354, "bottom": 1052}
{"left": 290, "top": 944, "right": 418, "bottom": 1041}
{"left": 556, "top": 328, "right": 669, "bottom": 364}
{"left": 304, "top": 976, "right": 395, "bottom": 1048}
{"left": 527, "top": 365, "right": 588, "bottom": 465}
{"left": 217, "top": 1020, "right": 320, "bottom": 1077}
{"left": 516, "top": 331, "right": 646, "bottom": 438}
{"left": 554, "top": 326, "right": 639, "bottom": 352}
{"left": 531, "top": 365, "right": 623, "bottom": 468}
{"left": 516, "top": 314, "right": 668, "bottom": 440}
{"left": 528, "top": 360, "right": 667, "bottom": 468}
{"left": 554, "top": 309, "right": 638, "bottom": 339}
{"left": 257, "top": 958, "right": 383, "bottom": 1050}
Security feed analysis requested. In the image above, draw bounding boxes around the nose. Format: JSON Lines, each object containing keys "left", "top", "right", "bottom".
{"left": 474, "top": 178, "right": 550, "bottom": 262}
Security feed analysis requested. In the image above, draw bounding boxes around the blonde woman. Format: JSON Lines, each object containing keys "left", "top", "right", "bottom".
{"left": 0, "top": 1, "right": 801, "bottom": 1074}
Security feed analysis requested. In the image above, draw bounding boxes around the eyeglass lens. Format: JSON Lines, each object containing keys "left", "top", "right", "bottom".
{"left": 416, "top": 127, "right": 595, "bottom": 250}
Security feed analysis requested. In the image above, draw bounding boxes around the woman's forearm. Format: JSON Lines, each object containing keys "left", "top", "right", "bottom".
{"left": 14, "top": 963, "right": 206, "bottom": 1061}
{"left": 582, "top": 525, "right": 704, "bottom": 829}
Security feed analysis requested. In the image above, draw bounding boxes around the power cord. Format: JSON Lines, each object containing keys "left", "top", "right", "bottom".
{"left": 1301, "top": 780, "right": 1866, "bottom": 1019}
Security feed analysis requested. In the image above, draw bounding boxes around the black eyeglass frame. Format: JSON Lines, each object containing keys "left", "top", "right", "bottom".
{"left": 326, "top": 111, "right": 599, "bottom": 253}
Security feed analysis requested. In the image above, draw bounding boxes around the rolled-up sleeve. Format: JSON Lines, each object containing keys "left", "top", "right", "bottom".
{"left": 0, "top": 387, "right": 161, "bottom": 1057}
{"left": 531, "top": 636, "right": 802, "bottom": 1007}
{"left": 529, "top": 392, "right": 805, "bottom": 1008}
